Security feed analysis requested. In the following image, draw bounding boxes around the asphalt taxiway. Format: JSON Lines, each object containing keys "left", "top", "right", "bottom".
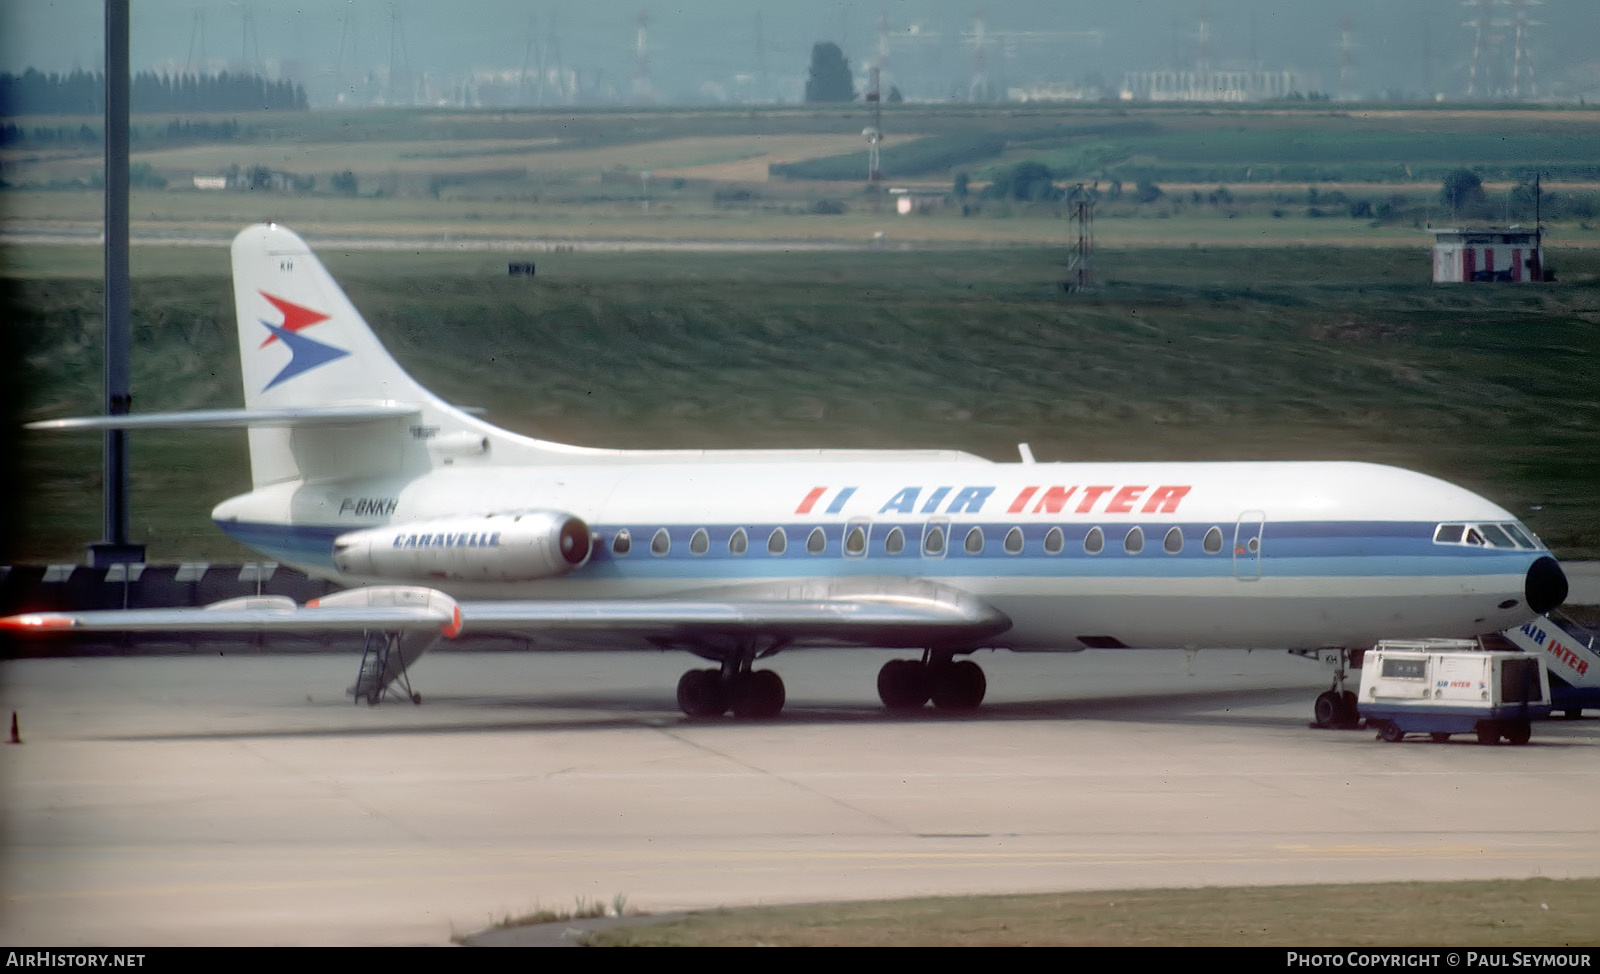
{"left": 2, "top": 647, "right": 1597, "bottom": 946}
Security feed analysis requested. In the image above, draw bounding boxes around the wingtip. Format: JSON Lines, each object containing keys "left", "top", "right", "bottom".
{"left": 442, "top": 605, "right": 463, "bottom": 639}
{"left": 0, "top": 614, "right": 78, "bottom": 631}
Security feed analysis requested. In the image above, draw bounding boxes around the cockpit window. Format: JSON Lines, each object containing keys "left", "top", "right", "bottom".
{"left": 1502, "top": 523, "right": 1537, "bottom": 549}
{"left": 1478, "top": 523, "right": 1517, "bottom": 549}
{"left": 1435, "top": 522, "right": 1541, "bottom": 550}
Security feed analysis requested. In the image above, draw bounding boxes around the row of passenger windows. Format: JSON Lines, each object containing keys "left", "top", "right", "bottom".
{"left": 609, "top": 524, "right": 1238, "bottom": 558}
{"left": 1432, "top": 522, "right": 1540, "bottom": 550}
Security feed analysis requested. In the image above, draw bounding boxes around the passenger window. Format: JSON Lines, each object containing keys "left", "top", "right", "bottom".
{"left": 729, "top": 527, "right": 748, "bottom": 555}
{"left": 1084, "top": 526, "right": 1104, "bottom": 555}
{"left": 964, "top": 526, "right": 984, "bottom": 554}
{"left": 689, "top": 528, "right": 709, "bottom": 555}
{"left": 768, "top": 528, "right": 787, "bottom": 555}
{"left": 1044, "top": 527, "right": 1064, "bottom": 554}
{"left": 885, "top": 526, "right": 906, "bottom": 555}
{"left": 923, "top": 525, "right": 945, "bottom": 556}
{"left": 1163, "top": 526, "right": 1183, "bottom": 554}
{"left": 845, "top": 525, "right": 867, "bottom": 556}
{"left": 1202, "top": 526, "right": 1223, "bottom": 554}
{"left": 651, "top": 528, "right": 670, "bottom": 556}
{"left": 1004, "top": 526, "right": 1024, "bottom": 555}
{"left": 612, "top": 529, "right": 631, "bottom": 556}
{"left": 1433, "top": 524, "right": 1465, "bottom": 544}
{"left": 1124, "top": 526, "right": 1144, "bottom": 555}
{"left": 807, "top": 527, "right": 827, "bottom": 554}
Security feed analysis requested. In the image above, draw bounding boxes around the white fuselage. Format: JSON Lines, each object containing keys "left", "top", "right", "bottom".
{"left": 211, "top": 457, "right": 1547, "bottom": 652}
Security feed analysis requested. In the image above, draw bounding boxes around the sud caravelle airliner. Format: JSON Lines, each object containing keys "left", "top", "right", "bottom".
{"left": 2, "top": 223, "right": 1570, "bottom": 723}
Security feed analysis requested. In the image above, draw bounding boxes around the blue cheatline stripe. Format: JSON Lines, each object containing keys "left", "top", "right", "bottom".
{"left": 215, "top": 521, "right": 343, "bottom": 569}
{"left": 215, "top": 519, "right": 1541, "bottom": 581}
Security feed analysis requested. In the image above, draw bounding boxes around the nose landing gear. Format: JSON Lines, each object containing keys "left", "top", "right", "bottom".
{"left": 1312, "top": 648, "right": 1360, "bottom": 729}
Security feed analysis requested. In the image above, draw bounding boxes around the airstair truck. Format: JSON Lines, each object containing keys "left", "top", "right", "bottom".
{"left": 1503, "top": 611, "right": 1600, "bottom": 718}
{"left": 1358, "top": 639, "right": 1551, "bottom": 745}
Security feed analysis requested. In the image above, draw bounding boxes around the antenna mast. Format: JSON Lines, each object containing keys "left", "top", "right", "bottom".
{"left": 1066, "top": 184, "right": 1096, "bottom": 292}
{"left": 865, "top": 66, "right": 882, "bottom": 194}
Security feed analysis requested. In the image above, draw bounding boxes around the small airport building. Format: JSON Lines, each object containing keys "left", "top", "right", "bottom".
{"left": 1429, "top": 227, "right": 1546, "bottom": 283}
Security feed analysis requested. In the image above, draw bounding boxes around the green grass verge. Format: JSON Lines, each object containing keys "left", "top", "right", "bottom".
{"left": 581, "top": 878, "right": 1600, "bottom": 947}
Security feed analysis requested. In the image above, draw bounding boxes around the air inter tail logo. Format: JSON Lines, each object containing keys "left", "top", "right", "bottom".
{"left": 258, "top": 291, "right": 348, "bottom": 391}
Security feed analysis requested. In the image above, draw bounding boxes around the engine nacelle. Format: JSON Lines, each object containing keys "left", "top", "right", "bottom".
{"left": 333, "top": 512, "right": 591, "bottom": 582}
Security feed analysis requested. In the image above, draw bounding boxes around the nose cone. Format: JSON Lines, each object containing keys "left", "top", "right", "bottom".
{"left": 1526, "top": 556, "right": 1568, "bottom": 615}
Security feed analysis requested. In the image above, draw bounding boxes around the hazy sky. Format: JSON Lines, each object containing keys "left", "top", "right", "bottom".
{"left": 5, "top": 1, "right": 1598, "bottom": 104}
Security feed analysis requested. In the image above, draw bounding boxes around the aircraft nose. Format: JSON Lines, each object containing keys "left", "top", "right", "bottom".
{"left": 1525, "top": 556, "right": 1568, "bottom": 615}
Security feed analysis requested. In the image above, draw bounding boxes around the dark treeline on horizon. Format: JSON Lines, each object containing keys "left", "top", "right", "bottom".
{"left": 0, "top": 69, "right": 307, "bottom": 116}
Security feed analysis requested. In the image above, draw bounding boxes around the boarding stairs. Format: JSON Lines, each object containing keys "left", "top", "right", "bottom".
{"left": 1502, "top": 610, "right": 1600, "bottom": 717}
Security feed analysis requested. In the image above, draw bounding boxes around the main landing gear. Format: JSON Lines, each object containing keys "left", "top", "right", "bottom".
{"left": 677, "top": 659, "right": 786, "bottom": 720}
{"left": 877, "top": 651, "right": 987, "bottom": 712}
{"left": 673, "top": 648, "right": 989, "bottom": 720}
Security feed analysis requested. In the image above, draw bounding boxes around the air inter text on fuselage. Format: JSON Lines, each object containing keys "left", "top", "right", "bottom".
{"left": 795, "top": 485, "right": 1193, "bottom": 517}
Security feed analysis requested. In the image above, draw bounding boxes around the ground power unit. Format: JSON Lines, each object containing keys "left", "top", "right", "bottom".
{"left": 1357, "top": 639, "right": 1551, "bottom": 745}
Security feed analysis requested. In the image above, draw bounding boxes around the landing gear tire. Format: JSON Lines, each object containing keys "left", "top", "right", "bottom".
{"left": 1504, "top": 720, "right": 1532, "bottom": 746}
{"left": 1376, "top": 720, "right": 1404, "bottom": 743}
{"left": 877, "top": 659, "right": 931, "bottom": 711}
{"left": 730, "top": 670, "right": 786, "bottom": 720}
{"left": 929, "top": 659, "right": 987, "bottom": 711}
{"left": 677, "top": 668, "right": 728, "bottom": 718}
{"left": 1476, "top": 723, "right": 1501, "bottom": 746}
{"left": 1314, "top": 690, "right": 1345, "bottom": 728}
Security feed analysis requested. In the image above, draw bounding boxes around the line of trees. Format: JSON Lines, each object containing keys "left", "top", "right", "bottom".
{"left": 0, "top": 69, "right": 306, "bottom": 115}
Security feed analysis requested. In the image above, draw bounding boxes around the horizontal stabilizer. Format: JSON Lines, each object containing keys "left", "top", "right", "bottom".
{"left": 26, "top": 403, "right": 419, "bottom": 432}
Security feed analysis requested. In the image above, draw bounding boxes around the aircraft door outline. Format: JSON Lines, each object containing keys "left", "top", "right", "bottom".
{"left": 921, "top": 517, "right": 950, "bottom": 560}
{"left": 1234, "top": 510, "right": 1265, "bottom": 580}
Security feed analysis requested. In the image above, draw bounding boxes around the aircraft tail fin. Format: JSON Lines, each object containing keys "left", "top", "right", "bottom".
{"left": 232, "top": 223, "right": 429, "bottom": 413}
{"left": 230, "top": 223, "right": 498, "bottom": 486}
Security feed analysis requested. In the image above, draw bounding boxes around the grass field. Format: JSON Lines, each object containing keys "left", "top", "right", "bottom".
{"left": 7, "top": 102, "right": 1600, "bottom": 234}
{"left": 576, "top": 877, "right": 1600, "bottom": 947}
{"left": 7, "top": 240, "right": 1600, "bottom": 563}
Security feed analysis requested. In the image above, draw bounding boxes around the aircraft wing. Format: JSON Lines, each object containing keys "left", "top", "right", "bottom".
{"left": 0, "top": 579, "right": 1010, "bottom": 651}
{"left": 1, "top": 589, "right": 464, "bottom": 637}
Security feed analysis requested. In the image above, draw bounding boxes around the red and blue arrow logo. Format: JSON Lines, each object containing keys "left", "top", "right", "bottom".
{"left": 258, "top": 291, "right": 348, "bottom": 391}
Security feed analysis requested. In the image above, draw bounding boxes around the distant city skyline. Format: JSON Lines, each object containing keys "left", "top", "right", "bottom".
{"left": 4, "top": 1, "right": 1597, "bottom": 106}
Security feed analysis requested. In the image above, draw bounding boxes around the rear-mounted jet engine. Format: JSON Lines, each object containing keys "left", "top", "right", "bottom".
{"left": 333, "top": 512, "right": 591, "bottom": 581}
